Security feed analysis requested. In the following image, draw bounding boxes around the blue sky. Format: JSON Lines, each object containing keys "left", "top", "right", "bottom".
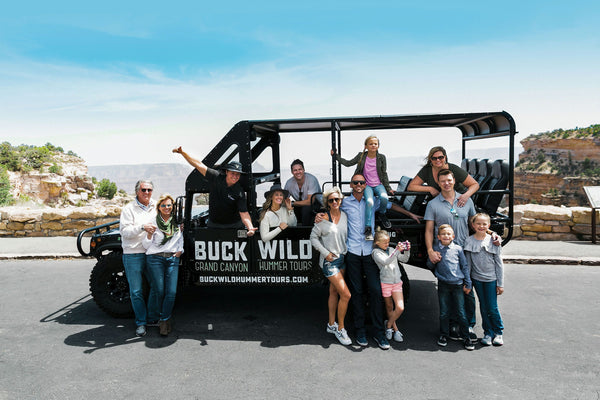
{"left": 1, "top": 1, "right": 599, "bottom": 171}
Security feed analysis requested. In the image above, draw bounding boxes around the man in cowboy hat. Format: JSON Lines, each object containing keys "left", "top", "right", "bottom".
{"left": 172, "top": 146, "right": 257, "bottom": 235}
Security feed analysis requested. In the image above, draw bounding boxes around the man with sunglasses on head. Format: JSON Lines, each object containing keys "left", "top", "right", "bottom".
{"left": 284, "top": 159, "right": 321, "bottom": 225}
{"left": 120, "top": 179, "right": 158, "bottom": 337}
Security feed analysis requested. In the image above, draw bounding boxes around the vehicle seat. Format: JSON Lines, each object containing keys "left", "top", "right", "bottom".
{"left": 395, "top": 176, "right": 428, "bottom": 215}
{"left": 468, "top": 159, "right": 479, "bottom": 181}
{"left": 472, "top": 159, "right": 490, "bottom": 203}
{"left": 461, "top": 158, "right": 468, "bottom": 171}
{"left": 478, "top": 160, "right": 509, "bottom": 215}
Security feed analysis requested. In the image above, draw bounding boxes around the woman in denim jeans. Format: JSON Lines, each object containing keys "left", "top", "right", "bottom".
{"left": 143, "top": 194, "right": 183, "bottom": 336}
{"left": 309, "top": 186, "right": 351, "bottom": 346}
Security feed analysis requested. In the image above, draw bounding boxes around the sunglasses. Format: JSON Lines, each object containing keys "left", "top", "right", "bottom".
{"left": 431, "top": 155, "right": 445, "bottom": 161}
{"left": 351, "top": 180, "right": 366, "bottom": 185}
{"left": 328, "top": 197, "right": 341, "bottom": 204}
{"left": 140, "top": 188, "right": 153, "bottom": 193}
{"left": 449, "top": 208, "right": 460, "bottom": 219}
{"left": 160, "top": 204, "right": 173, "bottom": 208}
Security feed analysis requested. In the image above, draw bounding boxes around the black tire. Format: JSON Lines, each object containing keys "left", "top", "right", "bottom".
{"left": 89, "top": 251, "right": 134, "bottom": 318}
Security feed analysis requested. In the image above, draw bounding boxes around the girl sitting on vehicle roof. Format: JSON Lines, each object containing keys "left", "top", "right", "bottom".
{"left": 331, "top": 135, "right": 393, "bottom": 241}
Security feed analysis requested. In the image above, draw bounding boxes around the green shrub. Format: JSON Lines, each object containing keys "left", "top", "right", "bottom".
{"left": 0, "top": 166, "right": 14, "bottom": 205}
{"left": 23, "top": 146, "right": 51, "bottom": 169}
{"left": 49, "top": 163, "right": 63, "bottom": 175}
{"left": 0, "top": 142, "right": 21, "bottom": 171}
{"left": 97, "top": 179, "right": 118, "bottom": 200}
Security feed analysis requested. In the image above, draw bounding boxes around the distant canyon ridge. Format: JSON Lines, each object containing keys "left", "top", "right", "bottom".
{"left": 3, "top": 124, "right": 599, "bottom": 208}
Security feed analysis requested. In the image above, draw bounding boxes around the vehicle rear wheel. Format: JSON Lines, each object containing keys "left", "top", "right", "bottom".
{"left": 89, "top": 251, "right": 134, "bottom": 318}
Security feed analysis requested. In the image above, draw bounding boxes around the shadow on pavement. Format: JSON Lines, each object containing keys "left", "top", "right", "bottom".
{"left": 41, "top": 278, "right": 446, "bottom": 353}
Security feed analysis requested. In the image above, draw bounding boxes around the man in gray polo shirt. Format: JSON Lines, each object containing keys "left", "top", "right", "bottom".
{"left": 425, "top": 168, "right": 476, "bottom": 340}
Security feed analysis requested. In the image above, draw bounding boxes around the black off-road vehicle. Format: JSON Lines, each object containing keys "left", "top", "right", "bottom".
{"left": 77, "top": 112, "right": 516, "bottom": 317}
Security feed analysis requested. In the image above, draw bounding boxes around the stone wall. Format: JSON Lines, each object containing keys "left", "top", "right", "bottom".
{"left": 2, "top": 203, "right": 599, "bottom": 241}
{"left": 507, "top": 204, "right": 600, "bottom": 241}
{"left": 0, "top": 204, "right": 122, "bottom": 237}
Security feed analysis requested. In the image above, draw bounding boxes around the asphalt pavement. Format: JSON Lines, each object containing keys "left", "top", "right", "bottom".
{"left": 1, "top": 236, "right": 600, "bottom": 264}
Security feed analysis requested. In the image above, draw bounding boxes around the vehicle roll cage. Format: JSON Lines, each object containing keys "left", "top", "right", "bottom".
{"left": 183, "top": 111, "right": 516, "bottom": 240}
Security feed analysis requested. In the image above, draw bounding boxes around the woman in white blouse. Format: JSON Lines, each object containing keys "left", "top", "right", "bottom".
{"left": 258, "top": 184, "right": 297, "bottom": 242}
{"left": 310, "top": 186, "right": 352, "bottom": 346}
{"left": 143, "top": 194, "right": 183, "bottom": 337}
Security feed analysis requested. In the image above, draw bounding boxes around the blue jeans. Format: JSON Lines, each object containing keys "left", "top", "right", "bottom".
{"left": 122, "top": 253, "right": 150, "bottom": 327}
{"left": 146, "top": 254, "right": 180, "bottom": 321}
{"left": 450, "top": 289, "right": 476, "bottom": 329}
{"left": 364, "top": 184, "right": 388, "bottom": 226}
{"left": 473, "top": 279, "right": 504, "bottom": 337}
{"left": 345, "top": 252, "right": 384, "bottom": 337}
{"left": 438, "top": 281, "right": 469, "bottom": 338}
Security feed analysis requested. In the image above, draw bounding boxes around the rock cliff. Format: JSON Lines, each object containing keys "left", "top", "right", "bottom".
{"left": 6, "top": 153, "right": 96, "bottom": 206}
{"left": 515, "top": 125, "right": 600, "bottom": 206}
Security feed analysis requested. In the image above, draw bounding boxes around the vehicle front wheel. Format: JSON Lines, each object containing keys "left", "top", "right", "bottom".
{"left": 89, "top": 251, "right": 133, "bottom": 318}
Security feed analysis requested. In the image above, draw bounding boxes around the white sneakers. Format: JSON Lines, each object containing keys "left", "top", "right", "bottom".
{"left": 480, "top": 334, "right": 492, "bottom": 346}
{"left": 335, "top": 328, "right": 352, "bottom": 346}
{"left": 326, "top": 322, "right": 338, "bottom": 334}
{"left": 328, "top": 322, "right": 351, "bottom": 345}
{"left": 385, "top": 320, "right": 404, "bottom": 343}
{"left": 481, "top": 334, "right": 504, "bottom": 346}
{"left": 492, "top": 335, "right": 504, "bottom": 346}
{"left": 393, "top": 330, "right": 404, "bottom": 343}
{"left": 385, "top": 328, "right": 404, "bottom": 342}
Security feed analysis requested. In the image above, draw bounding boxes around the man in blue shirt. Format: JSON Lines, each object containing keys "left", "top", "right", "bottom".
{"left": 428, "top": 224, "right": 474, "bottom": 350}
{"left": 341, "top": 174, "right": 390, "bottom": 349}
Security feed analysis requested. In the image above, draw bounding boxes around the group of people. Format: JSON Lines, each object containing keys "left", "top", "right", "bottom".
{"left": 417, "top": 146, "right": 504, "bottom": 350}
{"left": 309, "top": 141, "right": 504, "bottom": 350}
{"left": 119, "top": 140, "right": 504, "bottom": 351}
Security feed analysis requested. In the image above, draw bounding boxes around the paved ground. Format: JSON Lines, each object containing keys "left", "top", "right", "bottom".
{"left": 0, "top": 259, "right": 599, "bottom": 399}
{"left": 1, "top": 236, "right": 600, "bottom": 264}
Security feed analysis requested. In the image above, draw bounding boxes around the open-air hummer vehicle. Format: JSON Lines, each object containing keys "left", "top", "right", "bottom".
{"left": 77, "top": 111, "right": 516, "bottom": 317}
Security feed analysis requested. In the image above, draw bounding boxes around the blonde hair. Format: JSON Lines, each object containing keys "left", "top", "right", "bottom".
{"left": 373, "top": 228, "right": 390, "bottom": 248}
{"left": 258, "top": 189, "right": 286, "bottom": 222}
{"left": 322, "top": 186, "right": 344, "bottom": 210}
{"left": 358, "top": 135, "right": 380, "bottom": 165}
{"left": 470, "top": 212, "right": 491, "bottom": 226}
{"left": 156, "top": 193, "right": 175, "bottom": 212}
{"left": 438, "top": 224, "right": 454, "bottom": 235}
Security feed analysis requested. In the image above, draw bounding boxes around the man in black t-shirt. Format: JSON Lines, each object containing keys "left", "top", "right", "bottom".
{"left": 173, "top": 147, "right": 257, "bottom": 235}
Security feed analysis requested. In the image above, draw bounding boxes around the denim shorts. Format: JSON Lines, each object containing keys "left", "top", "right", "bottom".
{"left": 321, "top": 254, "right": 345, "bottom": 278}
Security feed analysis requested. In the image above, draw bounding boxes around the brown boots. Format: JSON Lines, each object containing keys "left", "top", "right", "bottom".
{"left": 159, "top": 319, "right": 172, "bottom": 336}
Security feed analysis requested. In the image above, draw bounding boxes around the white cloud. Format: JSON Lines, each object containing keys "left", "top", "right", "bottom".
{"left": 0, "top": 35, "right": 598, "bottom": 169}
